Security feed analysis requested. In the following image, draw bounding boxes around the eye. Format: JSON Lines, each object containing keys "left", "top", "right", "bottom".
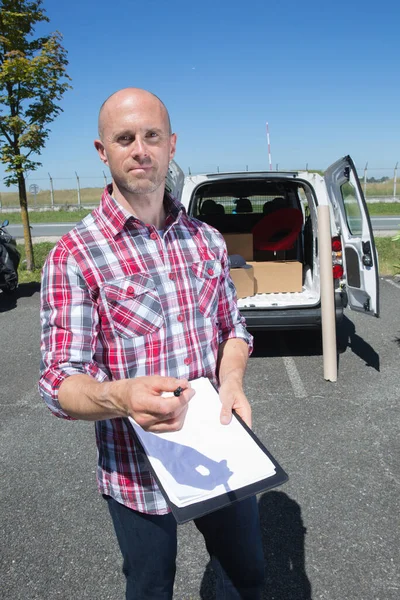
{"left": 146, "top": 130, "right": 166, "bottom": 143}
{"left": 119, "top": 135, "right": 132, "bottom": 142}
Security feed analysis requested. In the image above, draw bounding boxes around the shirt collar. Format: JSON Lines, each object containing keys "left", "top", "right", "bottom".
{"left": 97, "top": 184, "right": 186, "bottom": 237}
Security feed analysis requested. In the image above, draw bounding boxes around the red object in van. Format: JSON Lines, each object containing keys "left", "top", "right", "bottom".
{"left": 252, "top": 208, "right": 303, "bottom": 252}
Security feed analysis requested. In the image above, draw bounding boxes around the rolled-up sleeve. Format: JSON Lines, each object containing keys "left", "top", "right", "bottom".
{"left": 216, "top": 238, "right": 254, "bottom": 355}
{"left": 39, "top": 242, "right": 109, "bottom": 419}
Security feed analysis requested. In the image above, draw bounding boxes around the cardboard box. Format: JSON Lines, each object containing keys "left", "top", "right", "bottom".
{"left": 248, "top": 261, "right": 302, "bottom": 294}
{"left": 223, "top": 233, "right": 253, "bottom": 261}
{"left": 229, "top": 265, "right": 254, "bottom": 299}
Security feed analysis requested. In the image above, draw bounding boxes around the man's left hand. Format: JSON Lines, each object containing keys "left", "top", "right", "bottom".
{"left": 219, "top": 379, "right": 252, "bottom": 429}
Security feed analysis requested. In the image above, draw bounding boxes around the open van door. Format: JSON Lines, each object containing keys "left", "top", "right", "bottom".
{"left": 324, "top": 155, "right": 379, "bottom": 317}
{"left": 165, "top": 160, "right": 185, "bottom": 201}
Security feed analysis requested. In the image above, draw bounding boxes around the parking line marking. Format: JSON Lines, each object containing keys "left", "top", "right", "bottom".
{"left": 279, "top": 337, "right": 307, "bottom": 398}
{"left": 385, "top": 278, "right": 400, "bottom": 290}
{"left": 282, "top": 356, "right": 307, "bottom": 398}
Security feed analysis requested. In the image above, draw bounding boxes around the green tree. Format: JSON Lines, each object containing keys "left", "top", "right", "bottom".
{"left": 0, "top": 0, "right": 71, "bottom": 270}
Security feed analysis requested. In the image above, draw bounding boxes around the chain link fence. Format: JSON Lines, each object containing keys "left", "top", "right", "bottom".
{"left": 0, "top": 164, "right": 398, "bottom": 211}
{"left": 0, "top": 174, "right": 108, "bottom": 211}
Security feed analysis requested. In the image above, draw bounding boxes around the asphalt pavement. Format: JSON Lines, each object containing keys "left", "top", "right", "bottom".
{"left": 1, "top": 279, "right": 399, "bottom": 599}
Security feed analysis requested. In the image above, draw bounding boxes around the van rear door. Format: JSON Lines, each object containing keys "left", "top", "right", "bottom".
{"left": 324, "top": 155, "right": 379, "bottom": 317}
{"left": 165, "top": 160, "right": 185, "bottom": 201}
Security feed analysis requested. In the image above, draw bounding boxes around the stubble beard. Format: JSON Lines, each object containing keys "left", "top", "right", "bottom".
{"left": 115, "top": 168, "right": 166, "bottom": 196}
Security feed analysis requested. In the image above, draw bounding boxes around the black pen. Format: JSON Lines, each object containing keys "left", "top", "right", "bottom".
{"left": 173, "top": 386, "right": 184, "bottom": 397}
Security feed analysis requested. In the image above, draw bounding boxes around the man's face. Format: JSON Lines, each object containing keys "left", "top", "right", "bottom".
{"left": 95, "top": 92, "right": 176, "bottom": 196}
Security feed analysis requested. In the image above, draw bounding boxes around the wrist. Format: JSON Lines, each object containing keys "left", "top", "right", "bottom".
{"left": 219, "top": 371, "right": 244, "bottom": 388}
{"left": 94, "top": 380, "right": 129, "bottom": 417}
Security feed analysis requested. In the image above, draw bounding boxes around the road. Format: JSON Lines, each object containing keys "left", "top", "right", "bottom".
{"left": 1, "top": 279, "right": 399, "bottom": 599}
{"left": 5, "top": 216, "right": 400, "bottom": 240}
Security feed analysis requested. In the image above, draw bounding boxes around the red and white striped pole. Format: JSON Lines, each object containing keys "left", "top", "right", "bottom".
{"left": 266, "top": 122, "right": 272, "bottom": 171}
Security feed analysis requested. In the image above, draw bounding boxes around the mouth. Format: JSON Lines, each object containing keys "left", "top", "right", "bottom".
{"left": 130, "top": 164, "right": 152, "bottom": 172}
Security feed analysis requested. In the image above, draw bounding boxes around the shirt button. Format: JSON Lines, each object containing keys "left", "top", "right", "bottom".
{"left": 207, "top": 268, "right": 214, "bottom": 276}
{"left": 127, "top": 286, "right": 135, "bottom": 295}
{"left": 150, "top": 232, "right": 158, "bottom": 240}
{"left": 177, "top": 314, "right": 184, "bottom": 322}
{"left": 169, "top": 273, "right": 175, "bottom": 280}
{"left": 184, "top": 357, "right": 191, "bottom": 365}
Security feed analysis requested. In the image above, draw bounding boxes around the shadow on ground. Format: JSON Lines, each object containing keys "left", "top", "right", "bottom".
{"left": 251, "top": 317, "right": 380, "bottom": 372}
{"left": 0, "top": 282, "right": 40, "bottom": 313}
{"left": 200, "top": 492, "right": 312, "bottom": 600}
{"left": 336, "top": 315, "right": 380, "bottom": 371}
{"left": 251, "top": 330, "right": 323, "bottom": 358}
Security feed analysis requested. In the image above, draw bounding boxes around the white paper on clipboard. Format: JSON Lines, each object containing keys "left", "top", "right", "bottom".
{"left": 128, "top": 377, "right": 276, "bottom": 508}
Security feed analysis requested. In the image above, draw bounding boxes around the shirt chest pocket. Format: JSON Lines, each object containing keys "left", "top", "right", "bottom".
{"left": 102, "top": 274, "right": 164, "bottom": 339}
{"left": 190, "top": 260, "right": 222, "bottom": 318}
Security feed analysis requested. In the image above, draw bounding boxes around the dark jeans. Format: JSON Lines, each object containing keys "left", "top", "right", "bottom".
{"left": 104, "top": 495, "right": 265, "bottom": 600}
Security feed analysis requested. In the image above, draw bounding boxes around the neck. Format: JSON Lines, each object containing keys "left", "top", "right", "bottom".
{"left": 112, "top": 183, "right": 166, "bottom": 228}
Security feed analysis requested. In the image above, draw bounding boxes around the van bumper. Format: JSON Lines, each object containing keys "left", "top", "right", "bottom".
{"left": 241, "top": 292, "right": 346, "bottom": 331}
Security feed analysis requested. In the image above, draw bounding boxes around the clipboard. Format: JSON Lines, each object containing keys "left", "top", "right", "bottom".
{"left": 127, "top": 411, "right": 288, "bottom": 524}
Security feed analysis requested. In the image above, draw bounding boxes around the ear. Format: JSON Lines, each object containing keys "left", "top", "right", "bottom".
{"left": 94, "top": 139, "right": 108, "bottom": 165}
{"left": 169, "top": 133, "right": 177, "bottom": 162}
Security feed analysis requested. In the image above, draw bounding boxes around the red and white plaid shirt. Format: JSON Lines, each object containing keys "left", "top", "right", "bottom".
{"left": 39, "top": 186, "right": 253, "bottom": 514}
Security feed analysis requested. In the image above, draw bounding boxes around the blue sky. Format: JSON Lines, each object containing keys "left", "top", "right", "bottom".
{"left": 1, "top": 0, "right": 399, "bottom": 190}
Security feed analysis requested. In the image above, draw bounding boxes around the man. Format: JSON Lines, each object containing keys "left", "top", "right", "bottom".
{"left": 39, "top": 88, "right": 265, "bottom": 599}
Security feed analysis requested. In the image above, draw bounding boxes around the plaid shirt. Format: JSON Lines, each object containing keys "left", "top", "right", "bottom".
{"left": 39, "top": 186, "right": 253, "bottom": 515}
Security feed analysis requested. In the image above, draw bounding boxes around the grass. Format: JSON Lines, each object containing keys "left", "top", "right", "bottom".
{"left": 0, "top": 178, "right": 398, "bottom": 210}
{"left": 0, "top": 186, "right": 104, "bottom": 209}
{"left": 366, "top": 203, "right": 400, "bottom": 215}
{"left": 2, "top": 209, "right": 91, "bottom": 223}
{"left": 361, "top": 180, "right": 398, "bottom": 197}
{"left": 17, "top": 242, "right": 56, "bottom": 284}
{"left": 17, "top": 238, "right": 400, "bottom": 286}
{"left": 375, "top": 238, "right": 400, "bottom": 277}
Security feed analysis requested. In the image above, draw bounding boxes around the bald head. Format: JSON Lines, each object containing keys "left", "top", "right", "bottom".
{"left": 94, "top": 86, "right": 177, "bottom": 200}
{"left": 98, "top": 87, "right": 172, "bottom": 140}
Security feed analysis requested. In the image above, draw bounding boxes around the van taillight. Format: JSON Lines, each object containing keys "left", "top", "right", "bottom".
{"left": 333, "top": 264, "right": 344, "bottom": 279}
{"left": 332, "top": 237, "right": 343, "bottom": 279}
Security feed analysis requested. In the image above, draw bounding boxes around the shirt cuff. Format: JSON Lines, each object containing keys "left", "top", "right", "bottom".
{"left": 219, "top": 324, "right": 254, "bottom": 356}
{"left": 38, "top": 362, "right": 110, "bottom": 420}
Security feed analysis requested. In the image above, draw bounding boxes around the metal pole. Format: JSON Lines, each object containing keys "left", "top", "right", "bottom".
{"left": 102, "top": 170, "right": 108, "bottom": 187}
{"left": 363, "top": 162, "right": 368, "bottom": 197}
{"left": 188, "top": 167, "right": 191, "bottom": 175}
{"left": 48, "top": 172, "right": 54, "bottom": 209}
{"left": 394, "top": 162, "right": 398, "bottom": 199}
{"left": 306, "top": 163, "right": 308, "bottom": 171}
{"left": 276, "top": 163, "right": 279, "bottom": 171}
{"left": 75, "top": 171, "right": 81, "bottom": 208}
{"left": 266, "top": 122, "right": 272, "bottom": 171}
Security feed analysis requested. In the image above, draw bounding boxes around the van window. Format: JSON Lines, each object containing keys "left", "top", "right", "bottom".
{"left": 340, "top": 182, "right": 363, "bottom": 236}
{"left": 193, "top": 180, "right": 303, "bottom": 220}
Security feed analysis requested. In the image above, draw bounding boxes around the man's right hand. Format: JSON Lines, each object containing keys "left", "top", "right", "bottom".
{"left": 103, "top": 376, "right": 195, "bottom": 432}
{"left": 58, "top": 374, "right": 195, "bottom": 431}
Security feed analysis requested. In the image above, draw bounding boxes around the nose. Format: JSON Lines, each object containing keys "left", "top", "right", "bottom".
{"left": 130, "top": 135, "right": 148, "bottom": 159}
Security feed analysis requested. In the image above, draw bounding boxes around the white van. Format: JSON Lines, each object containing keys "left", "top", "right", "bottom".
{"left": 166, "top": 155, "right": 379, "bottom": 330}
